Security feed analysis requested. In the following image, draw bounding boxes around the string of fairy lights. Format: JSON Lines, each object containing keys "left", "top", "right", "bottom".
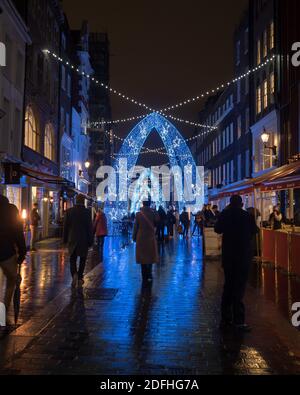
{"left": 44, "top": 49, "right": 276, "bottom": 134}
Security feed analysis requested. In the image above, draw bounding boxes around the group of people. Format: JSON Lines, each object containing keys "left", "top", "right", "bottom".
{"left": 132, "top": 196, "right": 258, "bottom": 333}
{"left": 179, "top": 203, "right": 220, "bottom": 239}
{"left": 0, "top": 190, "right": 259, "bottom": 333}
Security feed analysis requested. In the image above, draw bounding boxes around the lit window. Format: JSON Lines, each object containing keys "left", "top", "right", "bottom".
{"left": 25, "top": 106, "right": 39, "bottom": 151}
{"left": 44, "top": 123, "right": 55, "bottom": 161}
{"left": 263, "top": 80, "right": 268, "bottom": 109}
{"left": 256, "top": 86, "right": 262, "bottom": 114}
{"left": 270, "top": 72, "right": 275, "bottom": 97}
{"left": 257, "top": 39, "right": 261, "bottom": 65}
{"left": 270, "top": 21, "right": 275, "bottom": 49}
{"left": 263, "top": 30, "right": 268, "bottom": 58}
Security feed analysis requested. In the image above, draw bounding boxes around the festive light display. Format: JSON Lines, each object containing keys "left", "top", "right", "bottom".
{"left": 44, "top": 49, "right": 276, "bottom": 124}
{"left": 103, "top": 112, "right": 204, "bottom": 233}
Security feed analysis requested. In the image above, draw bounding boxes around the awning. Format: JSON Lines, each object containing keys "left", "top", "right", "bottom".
{"left": 20, "top": 165, "right": 70, "bottom": 185}
{"left": 210, "top": 160, "right": 300, "bottom": 200}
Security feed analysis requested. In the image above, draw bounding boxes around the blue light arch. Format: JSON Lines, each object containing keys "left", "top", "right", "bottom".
{"left": 105, "top": 112, "right": 203, "bottom": 230}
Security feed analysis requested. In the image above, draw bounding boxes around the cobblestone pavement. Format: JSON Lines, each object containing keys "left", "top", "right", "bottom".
{"left": 0, "top": 236, "right": 300, "bottom": 375}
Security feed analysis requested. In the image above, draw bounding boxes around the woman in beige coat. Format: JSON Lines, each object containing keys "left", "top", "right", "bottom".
{"left": 133, "top": 201, "right": 159, "bottom": 283}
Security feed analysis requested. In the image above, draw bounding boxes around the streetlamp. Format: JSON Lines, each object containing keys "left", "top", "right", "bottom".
{"left": 261, "top": 128, "right": 277, "bottom": 156}
{"left": 84, "top": 160, "right": 91, "bottom": 170}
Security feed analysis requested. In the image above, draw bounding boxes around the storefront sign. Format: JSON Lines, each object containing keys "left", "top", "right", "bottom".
{"left": 0, "top": 42, "right": 5, "bottom": 67}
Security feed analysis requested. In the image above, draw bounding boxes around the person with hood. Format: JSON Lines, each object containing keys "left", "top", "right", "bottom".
{"left": 63, "top": 194, "right": 94, "bottom": 288}
{"left": 215, "top": 195, "right": 258, "bottom": 332}
{"left": 133, "top": 201, "right": 159, "bottom": 284}
{"left": 93, "top": 208, "right": 108, "bottom": 262}
{"left": 0, "top": 195, "right": 26, "bottom": 324}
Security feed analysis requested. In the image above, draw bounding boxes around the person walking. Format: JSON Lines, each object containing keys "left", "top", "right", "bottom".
{"left": 215, "top": 195, "right": 258, "bottom": 333}
{"left": 157, "top": 206, "right": 167, "bottom": 243}
{"left": 63, "top": 194, "right": 94, "bottom": 288}
{"left": 180, "top": 207, "right": 190, "bottom": 239}
{"left": 93, "top": 208, "right": 108, "bottom": 262}
{"left": 166, "top": 207, "right": 176, "bottom": 238}
{"left": 30, "top": 203, "right": 40, "bottom": 251}
{"left": 133, "top": 201, "right": 159, "bottom": 285}
{"left": 0, "top": 195, "right": 26, "bottom": 325}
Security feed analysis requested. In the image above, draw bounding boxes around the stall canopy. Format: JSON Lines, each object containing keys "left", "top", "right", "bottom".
{"left": 210, "top": 160, "right": 300, "bottom": 200}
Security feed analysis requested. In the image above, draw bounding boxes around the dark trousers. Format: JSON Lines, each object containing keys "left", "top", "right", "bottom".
{"left": 221, "top": 260, "right": 249, "bottom": 325}
{"left": 167, "top": 224, "right": 174, "bottom": 237}
{"left": 97, "top": 236, "right": 105, "bottom": 261}
{"left": 183, "top": 223, "right": 190, "bottom": 237}
{"left": 141, "top": 264, "right": 153, "bottom": 281}
{"left": 157, "top": 225, "right": 165, "bottom": 242}
{"left": 70, "top": 252, "right": 87, "bottom": 280}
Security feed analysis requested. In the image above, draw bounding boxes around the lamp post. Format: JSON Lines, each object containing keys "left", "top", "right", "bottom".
{"left": 84, "top": 160, "right": 91, "bottom": 170}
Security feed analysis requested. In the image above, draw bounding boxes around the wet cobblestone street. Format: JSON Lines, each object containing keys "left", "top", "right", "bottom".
{"left": 0, "top": 236, "right": 300, "bottom": 375}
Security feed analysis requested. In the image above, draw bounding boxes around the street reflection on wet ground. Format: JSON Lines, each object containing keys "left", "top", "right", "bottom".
{"left": 0, "top": 236, "right": 300, "bottom": 375}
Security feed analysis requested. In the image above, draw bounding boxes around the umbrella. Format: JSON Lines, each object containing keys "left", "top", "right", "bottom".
{"left": 13, "top": 265, "right": 22, "bottom": 325}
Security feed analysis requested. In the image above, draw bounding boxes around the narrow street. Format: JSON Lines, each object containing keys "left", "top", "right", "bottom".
{"left": 0, "top": 237, "right": 299, "bottom": 375}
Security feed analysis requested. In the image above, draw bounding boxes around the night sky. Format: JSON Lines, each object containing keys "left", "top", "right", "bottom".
{"left": 63, "top": 0, "right": 248, "bottom": 165}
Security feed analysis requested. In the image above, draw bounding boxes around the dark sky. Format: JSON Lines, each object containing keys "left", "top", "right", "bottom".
{"left": 63, "top": 0, "right": 248, "bottom": 164}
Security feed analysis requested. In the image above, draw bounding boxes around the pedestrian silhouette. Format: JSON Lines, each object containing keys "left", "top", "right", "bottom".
{"left": 0, "top": 195, "right": 26, "bottom": 327}
{"left": 63, "top": 194, "right": 93, "bottom": 288}
{"left": 215, "top": 195, "right": 258, "bottom": 333}
{"left": 133, "top": 201, "right": 159, "bottom": 285}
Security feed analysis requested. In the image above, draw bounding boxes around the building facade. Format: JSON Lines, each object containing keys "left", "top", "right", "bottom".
{"left": 88, "top": 32, "right": 112, "bottom": 199}
{"left": 0, "top": 0, "right": 31, "bottom": 208}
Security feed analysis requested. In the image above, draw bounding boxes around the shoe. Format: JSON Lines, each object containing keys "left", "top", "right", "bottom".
{"left": 234, "top": 324, "right": 252, "bottom": 333}
{"left": 71, "top": 273, "right": 78, "bottom": 288}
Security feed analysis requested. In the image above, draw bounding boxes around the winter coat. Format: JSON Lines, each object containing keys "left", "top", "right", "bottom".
{"left": 133, "top": 207, "right": 159, "bottom": 265}
{"left": 214, "top": 206, "right": 259, "bottom": 267}
{"left": 180, "top": 211, "right": 190, "bottom": 225}
{"left": 0, "top": 199, "right": 26, "bottom": 263}
{"left": 30, "top": 208, "right": 40, "bottom": 227}
{"left": 94, "top": 212, "right": 108, "bottom": 236}
{"left": 63, "top": 204, "right": 94, "bottom": 257}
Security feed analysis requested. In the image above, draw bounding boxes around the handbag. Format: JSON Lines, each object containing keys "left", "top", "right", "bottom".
{"left": 177, "top": 224, "right": 183, "bottom": 234}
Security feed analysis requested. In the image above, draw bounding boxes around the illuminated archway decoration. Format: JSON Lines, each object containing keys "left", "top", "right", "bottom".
{"left": 105, "top": 112, "right": 203, "bottom": 231}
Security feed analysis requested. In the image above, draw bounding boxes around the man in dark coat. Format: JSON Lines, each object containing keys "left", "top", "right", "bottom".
{"left": 215, "top": 195, "right": 258, "bottom": 332}
{"left": 180, "top": 207, "right": 190, "bottom": 238}
{"left": 63, "top": 194, "right": 93, "bottom": 288}
{"left": 30, "top": 203, "right": 41, "bottom": 251}
{"left": 0, "top": 195, "right": 26, "bottom": 324}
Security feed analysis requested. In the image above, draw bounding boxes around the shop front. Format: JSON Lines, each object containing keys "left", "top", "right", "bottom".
{"left": 209, "top": 160, "right": 300, "bottom": 277}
